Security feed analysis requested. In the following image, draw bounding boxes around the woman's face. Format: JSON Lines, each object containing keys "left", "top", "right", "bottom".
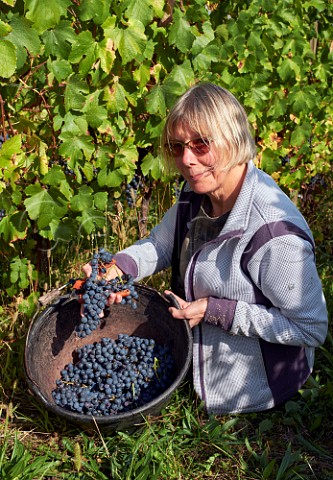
{"left": 170, "top": 124, "right": 227, "bottom": 197}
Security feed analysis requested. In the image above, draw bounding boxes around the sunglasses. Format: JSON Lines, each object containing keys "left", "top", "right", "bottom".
{"left": 165, "top": 138, "right": 212, "bottom": 157}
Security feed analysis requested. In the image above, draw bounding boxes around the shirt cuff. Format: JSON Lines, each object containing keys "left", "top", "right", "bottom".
{"left": 204, "top": 297, "right": 237, "bottom": 331}
{"left": 113, "top": 253, "right": 138, "bottom": 278}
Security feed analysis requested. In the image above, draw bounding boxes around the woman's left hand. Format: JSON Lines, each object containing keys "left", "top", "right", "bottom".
{"left": 164, "top": 290, "right": 208, "bottom": 329}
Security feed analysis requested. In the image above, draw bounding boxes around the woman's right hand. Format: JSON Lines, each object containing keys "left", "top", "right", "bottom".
{"left": 81, "top": 261, "right": 125, "bottom": 315}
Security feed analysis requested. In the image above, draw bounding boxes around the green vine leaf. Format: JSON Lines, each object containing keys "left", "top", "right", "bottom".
{"left": 64, "top": 75, "right": 90, "bottom": 112}
{"left": 59, "top": 112, "right": 89, "bottom": 136}
{"left": 140, "top": 152, "right": 163, "bottom": 180}
{"left": 94, "top": 191, "right": 108, "bottom": 211}
{"left": 146, "top": 84, "right": 167, "bottom": 116}
{"left": 0, "top": 20, "right": 12, "bottom": 38}
{"left": 104, "top": 79, "right": 128, "bottom": 113}
{"left": 277, "top": 57, "right": 302, "bottom": 82}
{"left": 70, "top": 186, "right": 94, "bottom": 212}
{"left": 0, "top": 213, "right": 28, "bottom": 243}
{"left": 290, "top": 123, "right": 312, "bottom": 147}
{"left": 0, "top": 135, "right": 22, "bottom": 167}
{"left": 123, "top": 0, "right": 154, "bottom": 27}
{"left": 78, "top": 0, "right": 113, "bottom": 25}
{"left": 25, "top": 0, "right": 72, "bottom": 33}
{"left": 42, "top": 21, "right": 76, "bottom": 59}
{"left": 58, "top": 132, "right": 95, "bottom": 161}
{"left": 0, "top": 39, "right": 16, "bottom": 78}
{"left": 78, "top": 208, "right": 106, "bottom": 235}
{"left": 50, "top": 218, "right": 78, "bottom": 242}
{"left": 98, "top": 38, "right": 116, "bottom": 73}
{"left": 82, "top": 90, "right": 108, "bottom": 128}
{"left": 168, "top": 8, "right": 196, "bottom": 53}
{"left": 261, "top": 148, "right": 281, "bottom": 174}
{"left": 97, "top": 168, "right": 123, "bottom": 188}
{"left": 24, "top": 185, "right": 68, "bottom": 229}
{"left": 9, "top": 257, "right": 32, "bottom": 289}
{"left": 109, "top": 19, "right": 147, "bottom": 64}
{"left": 288, "top": 87, "right": 320, "bottom": 114}
{"left": 42, "top": 166, "right": 67, "bottom": 187}
{"left": 7, "top": 16, "right": 41, "bottom": 67}
{"left": 47, "top": 58, "right": 72, "bottom": 82}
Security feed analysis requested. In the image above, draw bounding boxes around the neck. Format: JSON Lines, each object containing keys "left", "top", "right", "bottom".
{"left": 209, "top": 163, "right": 247, "bottom": 217}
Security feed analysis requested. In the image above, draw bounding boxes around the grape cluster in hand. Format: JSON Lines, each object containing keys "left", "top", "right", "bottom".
{"left": 52, "top": 334, "right": 175, "bottom": 416}
{"left": 76, "top": 248, "right": 138, "bottom": 338}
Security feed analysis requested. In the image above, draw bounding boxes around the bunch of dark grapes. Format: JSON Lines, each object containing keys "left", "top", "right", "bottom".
{"left": 0, "top": 209, "right": 5, "bottom": 221}
{"left": 58, "top": 158, "right": 75, "bottom": 177}
{"left": 52, "top": 334, "right": 175, "bottom": 416}
{"left": 76, "top": 248, "right": 138, "bottom": 338}
{"left": 307, "top": 173, "right": 327, "bottom": 190}
{"left": 281, "top": 155, "right": 290, "bottom": 167}
{"left": 0, "top": 134, "right": 9, "bottom": 149}
{"left": 125, "top": 174, "right": 143, "bottom": 208}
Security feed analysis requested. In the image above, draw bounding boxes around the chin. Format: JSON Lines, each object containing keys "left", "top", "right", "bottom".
{"left": 188, "top": 179, "right": 213, "bottom": 194}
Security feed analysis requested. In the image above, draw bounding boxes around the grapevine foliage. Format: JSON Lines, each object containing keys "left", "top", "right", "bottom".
{"left": 0, "top": 0, "right": 332, "bottom": 298}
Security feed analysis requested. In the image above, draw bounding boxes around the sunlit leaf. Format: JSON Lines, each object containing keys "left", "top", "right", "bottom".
{"left": 0, "top": 39, "right": 16, "bottom": 78}
{"left": 0, "top": 213, "right": 28, "bottom": 242}
{"left": 169, "top": 8, "right": 195, "bottom": 53}
{"left": 82, "top": 90, "right": 108, "bottom": 128}
{"left": 123, "top": 0, "right": 154, "bottom": 26}
{"left": 42, "top": 21, "right": 76, "bottom": 59}
{"left": 70, "top": 186, "right": 94, "bottom": 212}
{"left": 78, "top": 0, "right": 112, "bottom": 25}
{"left": 146, "top": 84, "right": 166, "bottom": 116}
{"left": 97, "top": 168, "right": 123, "bottom": 187}
{"left": 25, "top": 0, "right": 71, "bottom": 33}
{"left": 110, "top": 19, "right": 147, "bottom": 64}
{"left": 140, "top": 152, "right": 163, "bottom": 180}
{"left": 58, "top": 133, "right": 95, "bottom": 161}
{"left": 47, "top": 58, "right": 72, "bottom": 82}
{"left": 64, "top": 75, "right": 89, "bottom": 112}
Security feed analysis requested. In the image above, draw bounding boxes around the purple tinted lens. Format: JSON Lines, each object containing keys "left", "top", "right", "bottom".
{"left": 170, "top": 143, "right": 184, "bottom": 156}
{"left": 191, "top": 139, "right": 210, "bottom": 155}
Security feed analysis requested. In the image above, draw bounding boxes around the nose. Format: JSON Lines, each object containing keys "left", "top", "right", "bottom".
{"left": 180, "top": 146, "right": 196, "bottom": 166}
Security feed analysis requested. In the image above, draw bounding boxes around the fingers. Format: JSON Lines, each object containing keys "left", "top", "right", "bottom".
{"left": 82, "top": 263, "right": 92, "bottom": 277}
{"left": 81, "top": 261, "right": 124, "bottom": 282}
{"left": 107, "top": 292, "right": 124, "bottom": 305}
{"left": 167, "top": 296, "right": 209, "bottom": 329}
{"left": 164, "top": 290, "right": 189, "bottom": 310}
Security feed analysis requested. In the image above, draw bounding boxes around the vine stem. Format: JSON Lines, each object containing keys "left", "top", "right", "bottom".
{"left": 0, "top": 94, "right": 7, "bottom": 139}
{"left": 0, "top": 94, "right": 16, "bottom": 138}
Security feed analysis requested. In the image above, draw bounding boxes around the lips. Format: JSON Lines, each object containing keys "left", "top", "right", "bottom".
{"left": 188, "top": 170, "right": 209, "bottom": 181}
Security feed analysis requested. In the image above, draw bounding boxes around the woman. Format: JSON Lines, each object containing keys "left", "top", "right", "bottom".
{"left": 84, "top": 83, "right": 328, "bottom": 414}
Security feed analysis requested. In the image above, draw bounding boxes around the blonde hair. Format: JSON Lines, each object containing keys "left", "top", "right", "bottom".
{"left": 161, "top": 83, "right": 257, "bottom": 170}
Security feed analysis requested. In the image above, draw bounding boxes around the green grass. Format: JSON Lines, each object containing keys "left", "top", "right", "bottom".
{"left": 1, "top": 199, "right": 333, "bottom": 479}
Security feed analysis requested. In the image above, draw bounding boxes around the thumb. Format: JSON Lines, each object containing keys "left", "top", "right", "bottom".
{"left": 164, "top": 290, "right": 188, "bottom": 309}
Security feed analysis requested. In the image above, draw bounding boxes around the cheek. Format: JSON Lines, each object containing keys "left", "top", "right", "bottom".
{"left": 174, "top": 158, "right": 184, "bottom": 171}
